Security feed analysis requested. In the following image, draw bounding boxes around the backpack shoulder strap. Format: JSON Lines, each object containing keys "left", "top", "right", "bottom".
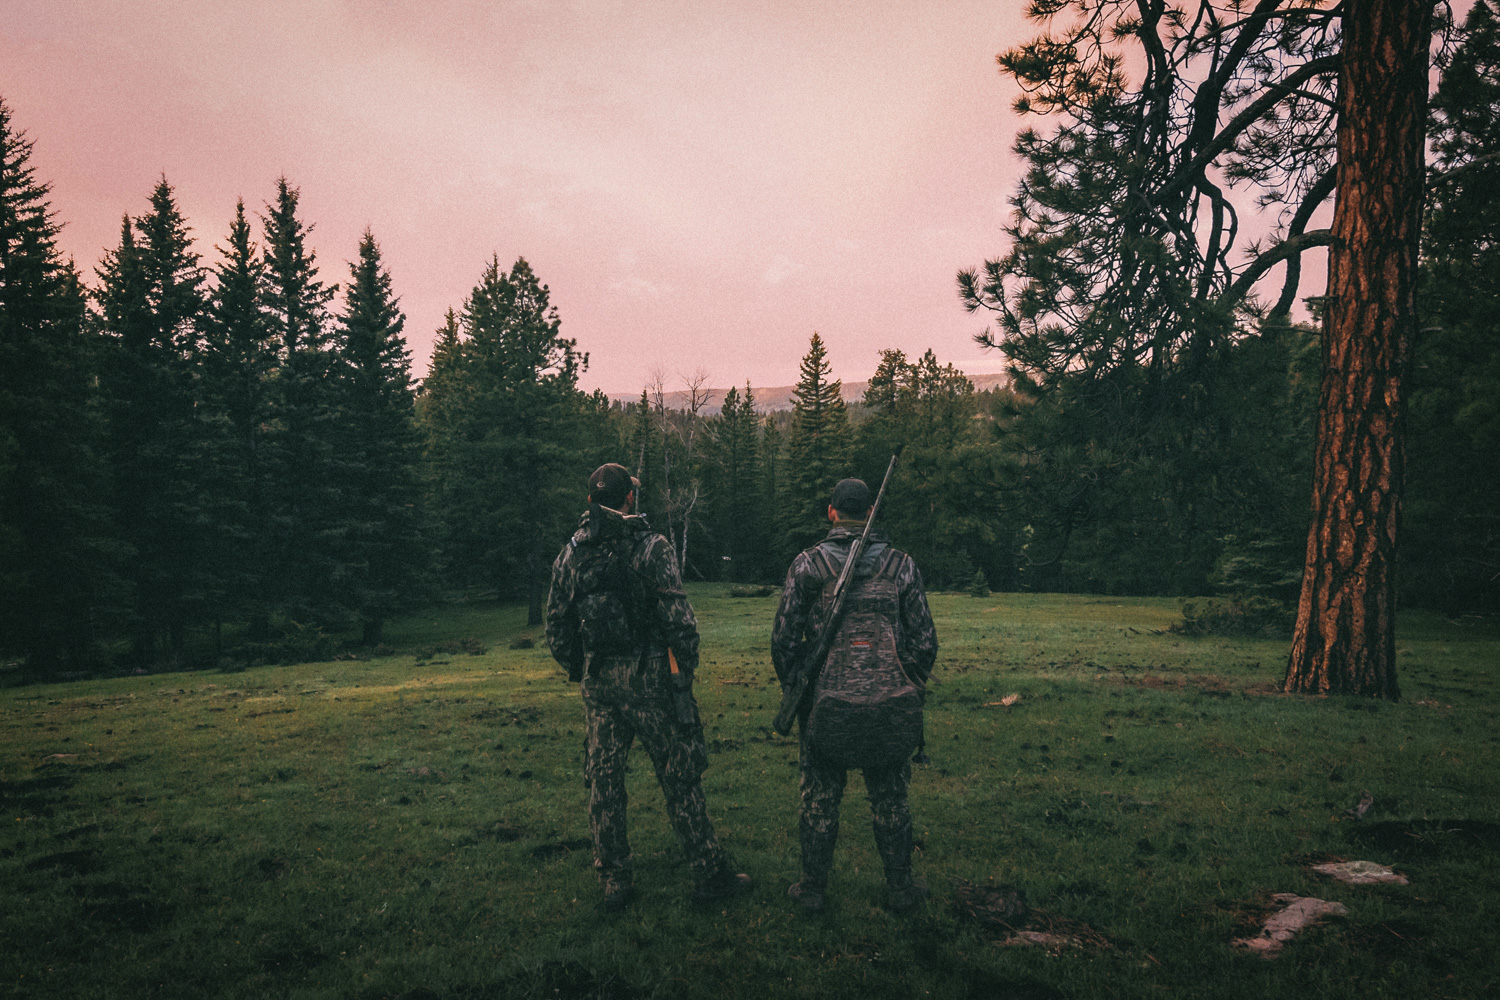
{"left": 808, "top": 541, "right": 842, "bottom": 582}
{"left": 871, "top": 544, "right": 902, "bottom": 581}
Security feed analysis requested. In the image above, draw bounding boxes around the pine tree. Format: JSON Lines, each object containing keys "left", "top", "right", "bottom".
{"left": 195, "top": 199, "right": 276, "bottom": 642}
{"left": 260, "top": 177, "right": 340, "bottom": 623}
{"left": 479, "top": 257, "right": 585, "bottom": 624}
{"left": 0, "top": 98, "right": 123, "bottom": 672}
{"left": 577, "top": 387, "right": 622, "bottom": 474}
{"left": 334, "top": 230, "right": 427, "bottom": 643}
{"left": 1284, "top": 0, "right": 1431, "bottom": 698}
{"left": 761, "top": 411, "right": 786, "bottom": 576}
{"left": 627, "top": 387, "right": 664, "bottom": 526}
{"left": 783, "top": 332, "right": 850, "bottom": 557}
{"left": 428, "top": 255, "right": 588, "bottom": 622}
{"left": 857, "top": 348, "right": 996, "bottom": 588}
{"left": 262, "top": 177, "right": 335, "bottom": 359}
{"left": 1404, "top": 0, "right": 1500, "bottom": 612}
{"left": 96, "top": 178, "right": 206, "bottom": 662}
{"left": 706, "top": 382, "right": 762, "bottom": 581}
{"left": 422, "top": 309, "right": 466, "bottom": 414}
{"left": 417, "top": 308, "right": 470, "bottom": 586}
{"left": 426, "top": 258, "right": 509, "bottom": 594}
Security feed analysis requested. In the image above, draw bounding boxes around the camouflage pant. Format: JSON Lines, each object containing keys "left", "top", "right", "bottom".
{"left": 798, "top": 732, "right": 913, "bottom": 887}
{"left": 581, "top": 653, "right": 723, "bottom": 883}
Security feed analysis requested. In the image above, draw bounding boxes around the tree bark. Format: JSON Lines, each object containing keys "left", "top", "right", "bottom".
{"left": 1284, "top": 0, "right": 1430, "bottom": 699}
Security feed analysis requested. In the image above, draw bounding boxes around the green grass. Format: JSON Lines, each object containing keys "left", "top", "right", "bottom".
{"left": 2, "top": 591, "right": 1497, "bottom": 999}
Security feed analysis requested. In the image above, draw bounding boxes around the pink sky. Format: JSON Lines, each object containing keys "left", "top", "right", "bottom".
{"left": 4, "top": 1, "right": 1033, "bottom": 393}
{"left": 5, "top": 1, "right": 1348, "bottom": 396}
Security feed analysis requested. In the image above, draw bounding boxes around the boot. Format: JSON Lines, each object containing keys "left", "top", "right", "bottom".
{"left": 875, "top": 823, "right": 926, "bottom": 912}
{"left": 885, "top": 871, "right": 929, "bottom": 913}
{"left": 796, "top": 824, "right": 836, "bottom": 914}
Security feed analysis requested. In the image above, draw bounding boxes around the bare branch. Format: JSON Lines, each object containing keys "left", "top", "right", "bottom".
{"left": 1271, "top": 165, "right": 1339, "bottom": 316}
{"left": 1159, "top": 55, "right": 1339, "bottom": 204}
{"left": 681, "top": 367, "right": 715, "bottom": 417}
{"left": 1222, "top": 228, "right": 1336, "bottom": 309}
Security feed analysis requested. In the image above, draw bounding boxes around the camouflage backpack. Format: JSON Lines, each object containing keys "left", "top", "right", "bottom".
{"left": 569, "top": 513, "right": 650, "bottom": 657}
{"left": 804, "top": 539, "right": 925, "bottom": 769}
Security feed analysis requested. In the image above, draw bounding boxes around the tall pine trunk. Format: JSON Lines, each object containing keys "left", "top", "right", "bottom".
{"left": 1284, "top": 0, "right": 1429, "bottom": 699}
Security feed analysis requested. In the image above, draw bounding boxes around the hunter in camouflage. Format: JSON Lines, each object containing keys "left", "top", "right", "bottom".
{"left": 771, "top": 477, "right": 938, "bottom": 915}
{"left": 546, "top": 463, "right": 750, "bottom": 912}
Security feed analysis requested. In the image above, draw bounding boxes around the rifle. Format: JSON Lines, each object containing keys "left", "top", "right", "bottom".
{"left": 772, "top": 449, "right": 902, "bottom": 736}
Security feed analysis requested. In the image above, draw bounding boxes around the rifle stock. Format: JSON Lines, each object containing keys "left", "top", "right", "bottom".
{"left": 772, "top": 450, "right": 903, "bottom": 736}
{"left": 667, "top": 649, "right": 697, "bottom": 727}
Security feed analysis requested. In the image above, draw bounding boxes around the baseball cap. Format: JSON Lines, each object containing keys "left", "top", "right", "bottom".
{"left": 830, "top": 478, "right": 872, "bottom": 514}
{"left": 588, "top": 463, "right": 637, "bottom": 508}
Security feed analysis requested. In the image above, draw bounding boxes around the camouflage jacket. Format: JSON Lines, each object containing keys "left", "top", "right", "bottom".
{"left": 771, "top": 524, "right": 938, "bottom": 690}
{"left": 546, "top": 504, "right": 700, "bottom": 681}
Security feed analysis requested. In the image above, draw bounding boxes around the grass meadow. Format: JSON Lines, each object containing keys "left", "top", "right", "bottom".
{"left": 2, "top": 590, "right": 1497, "bottom": 1000}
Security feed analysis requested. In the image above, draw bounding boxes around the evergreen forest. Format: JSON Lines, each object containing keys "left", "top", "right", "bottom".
{"left": 2, "top": 2, "right": 1498, "bottom": 681}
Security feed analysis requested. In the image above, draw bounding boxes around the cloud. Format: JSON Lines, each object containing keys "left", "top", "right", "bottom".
{"left": 763, "top": 254, "right": 803, "bottom": 285}
{"left": 610, "top": 275, "right": 669, "bottom": 301}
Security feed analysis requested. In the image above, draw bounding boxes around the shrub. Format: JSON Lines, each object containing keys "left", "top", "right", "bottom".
{"left": 415, "top": 637, "right": 488, "bottom": 662}
{"left": 728, "top": 585, "right": 776, "bottom": 598}
{"left": 1171, "top": 596, "right": 1295, "bottom": 638}
{"left": 230, "top": 620, "right": 341, "bottom": 665}
{"left": 967, "top": 569, "right": 991, "bottom": 598}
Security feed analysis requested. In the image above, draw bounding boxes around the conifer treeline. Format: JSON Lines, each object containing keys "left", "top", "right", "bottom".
{"left": 55, "top": 163, "right": 430, "bottom": 667}
{"left": 0, "top": 95, "right": 1350, "bottom": 676}
{"left": 2, "top": 98, "right": 445, "bottom": 670}
{"left": 6, "top": 77, "right": 1495, "bottom": 674}
{"left": 5, "top": 98, "right": 992, "bottom": 673}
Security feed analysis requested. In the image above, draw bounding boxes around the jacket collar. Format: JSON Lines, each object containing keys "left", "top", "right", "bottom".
{"left": 824, "top": 522, "right": 883, "bottom": 543}
{"left": 579, "top": 503, "right": 649, "bottom": 541}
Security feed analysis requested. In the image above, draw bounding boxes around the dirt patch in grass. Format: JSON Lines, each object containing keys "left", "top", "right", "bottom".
{"left": 1233, "top": 894, "right": 1348, "bottom": 958}
{"left": 953, "top": 879, "right": 1113, "bottom": 955}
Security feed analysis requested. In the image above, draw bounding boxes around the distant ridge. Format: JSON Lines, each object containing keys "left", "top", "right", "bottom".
{"left": 606, "top": 371, "right": 1008, "bottom": 415}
